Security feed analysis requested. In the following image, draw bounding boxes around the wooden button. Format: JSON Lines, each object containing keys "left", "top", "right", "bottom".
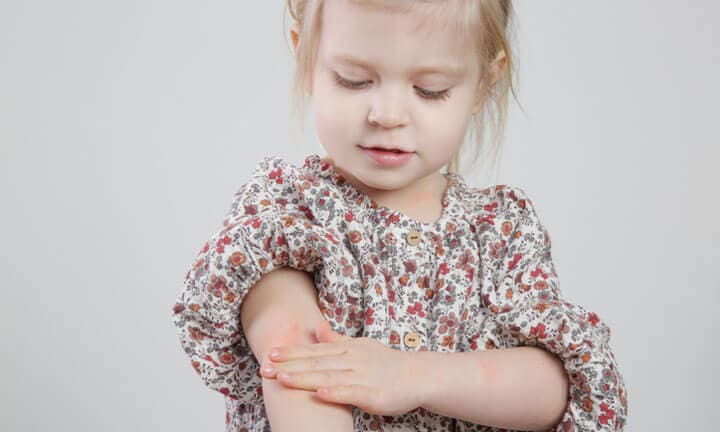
{"left": 403, "top": 332, "right": 421, "bottom": 348}
{"left": 406, "top": 229, "right": 422, "bottom": 246}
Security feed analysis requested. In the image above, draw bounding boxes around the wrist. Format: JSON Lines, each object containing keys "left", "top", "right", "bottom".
{"left": 409, "top": 350, "right": 492, "bottom": 413}
{"left": 403, "top": 350, "right": 440, "bottom": 409}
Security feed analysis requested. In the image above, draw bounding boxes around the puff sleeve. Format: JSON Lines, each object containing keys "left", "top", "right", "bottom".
{"left": 476, "top": 186, "right": 628, "bottom": 431}
{"left": 170, "top": 157, "right": 332, "bottom": 400}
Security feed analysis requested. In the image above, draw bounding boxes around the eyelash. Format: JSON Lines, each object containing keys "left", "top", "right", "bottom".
{"left": 332, "top": 72, "right": 451, "bottom": 101}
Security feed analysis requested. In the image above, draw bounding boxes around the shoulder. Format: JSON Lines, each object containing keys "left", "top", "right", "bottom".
{"left": 247, "top": 154, "right": 303, "bottom": 192}
{"left": 228, "top": 155, "right": 303, "bottom": 212}
{"left": 465, "top": 184, "right": 540, "bottom": 219}
{"left": 229, "top": 154, "right": 354, "bottom": 229}
{"left": 247, "top": 154, "right": 340, "bottom": 199}
{"left": 459, "top": 184, "right": 551, "bottom": 246}
{"left": 224, "top": 155, "right": 304, "bottom": 224}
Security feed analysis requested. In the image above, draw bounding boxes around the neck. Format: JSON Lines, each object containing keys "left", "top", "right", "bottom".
{"left": 322, "top": 156, "right": 448, "bottom": 222}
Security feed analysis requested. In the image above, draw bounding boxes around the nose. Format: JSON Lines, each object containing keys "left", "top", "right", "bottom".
{"left": 367, "top": 85, "right": 409, "bottom": 129}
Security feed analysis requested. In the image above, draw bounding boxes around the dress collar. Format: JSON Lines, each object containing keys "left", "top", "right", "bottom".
{"left": 303, "top": 153, "right": 468, "bottom": 230}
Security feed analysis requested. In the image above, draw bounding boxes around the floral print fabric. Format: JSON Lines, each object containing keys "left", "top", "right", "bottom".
{"left": 171, "top": 154, "right": 628, "bottom": 431}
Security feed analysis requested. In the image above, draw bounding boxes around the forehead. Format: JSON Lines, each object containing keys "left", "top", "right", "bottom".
{"left": 317, "top": 0, "right": 478, "bottom": 77}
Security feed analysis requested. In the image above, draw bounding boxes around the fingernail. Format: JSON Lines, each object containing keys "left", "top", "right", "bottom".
{"left": 262, "top": 364, "right": 276, "bottom": 375}
{"left": 269, "top": 348, "right": 280, "bottom": 359}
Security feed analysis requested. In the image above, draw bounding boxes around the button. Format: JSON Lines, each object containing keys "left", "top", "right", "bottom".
{"left": 406, "top": 229, "right": 422, "bottom": 246}
{"left": 403, "top": 331, "right": 421, "bottom": 348}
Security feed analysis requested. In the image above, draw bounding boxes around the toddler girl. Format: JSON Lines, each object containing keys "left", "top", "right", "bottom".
{"left": 171, "top": 0, "right": 628, "bottom": 431}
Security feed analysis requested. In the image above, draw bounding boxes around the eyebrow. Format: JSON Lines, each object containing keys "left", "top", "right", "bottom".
{"left": 329, "top": 53, "right": 466, "bottom": 78}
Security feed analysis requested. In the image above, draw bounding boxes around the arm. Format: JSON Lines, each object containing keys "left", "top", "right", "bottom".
{"left": 437, "top": 185, "right": 627, "bottom": 431}
{"left": 240, "top": 267, "right": 354, "bottom": 431}
{"left": 412, "top": 346, "right": 569, "bottom": 431}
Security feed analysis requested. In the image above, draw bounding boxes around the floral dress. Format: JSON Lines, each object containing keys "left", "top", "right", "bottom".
{"left": 171, "top": 154, "right": 628, "bottom": 432}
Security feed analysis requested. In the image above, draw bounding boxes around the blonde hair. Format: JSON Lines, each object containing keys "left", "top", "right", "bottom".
{"left": 284, "top": 0, "right": 519, "bottom": 177}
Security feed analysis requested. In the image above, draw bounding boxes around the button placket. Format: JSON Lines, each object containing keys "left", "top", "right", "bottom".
{"left": 403, "top": 331, "right": 421, "bottom": 348}
{"left": 406, "top": 229, "right": 422, "bottom": 246}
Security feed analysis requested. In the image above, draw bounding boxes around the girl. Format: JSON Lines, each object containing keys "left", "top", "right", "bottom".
{"left": 171, "top": 0, "right": 628, "bottom": 431}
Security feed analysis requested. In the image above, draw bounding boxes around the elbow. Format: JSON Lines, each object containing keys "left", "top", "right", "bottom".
{"left": 532, "top": 348, "right": 571, "bottom": 431}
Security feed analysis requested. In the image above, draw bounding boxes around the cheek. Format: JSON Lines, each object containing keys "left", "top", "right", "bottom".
{"left": 313, "top": 102, "right": 353, "bottom": 152}
{"left": 416, "top": 105, "right": 472, "bottom": 153}
{"left": 313, "top": 79, "right": 365, "bottom": 147}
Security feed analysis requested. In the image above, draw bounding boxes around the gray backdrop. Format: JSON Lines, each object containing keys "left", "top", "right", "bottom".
{"left": 1, "top": 1, "right": 717, "bottom": 431}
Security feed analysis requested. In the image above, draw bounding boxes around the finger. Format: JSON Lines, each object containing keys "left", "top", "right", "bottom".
{"left": 316, "top": 384, "right": 369, "bottom": 407}
{"left": 268, "top": 342, "right": 347, "bottom": 362}
{"left": 277, "top": 369, "right": 356, "bottom": 392}
{"left": 277, "top": 356, "right": 350, "bottom": 374}
{"left": 260, "top": 355, "right": 350, "bottom": 378}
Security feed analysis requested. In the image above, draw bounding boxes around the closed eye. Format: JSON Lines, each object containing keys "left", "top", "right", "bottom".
{"left": 332, "top": 72, "right": 451, "bottom": 101}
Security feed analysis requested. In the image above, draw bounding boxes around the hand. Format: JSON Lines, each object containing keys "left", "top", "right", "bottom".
{"left": 260, "top": 320, "right": 422, "bottom": 416}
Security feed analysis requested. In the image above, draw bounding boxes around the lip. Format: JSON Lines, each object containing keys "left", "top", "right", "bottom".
{"left": 360, "top": 146, "right": 415, "bottom": 167}
{"left": 360, "top": 144, "right": 414, "bottom": 153}
{"left": 362, "top": 145, "right": 413, "bottom": 153}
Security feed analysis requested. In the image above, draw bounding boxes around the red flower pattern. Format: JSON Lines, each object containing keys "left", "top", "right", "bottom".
{"left": 172, "top": 154, "right": 628, "bottom": 432}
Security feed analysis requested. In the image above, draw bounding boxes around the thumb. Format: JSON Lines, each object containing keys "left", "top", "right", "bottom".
{"left": 315, "top": 320, "right": 348, "bottom": 343}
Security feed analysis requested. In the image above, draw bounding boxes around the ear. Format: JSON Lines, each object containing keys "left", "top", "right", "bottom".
{"left": 290, "top": 25, "right": 300, "bottom": 60}
{"left": 488, "top": 49, "right": 507, "bottom": 86}
{"left": 471, "top": 49, "right": 507, "bottom": 114}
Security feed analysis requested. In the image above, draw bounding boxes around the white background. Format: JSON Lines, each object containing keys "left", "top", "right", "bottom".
{"left": 1, "top": 1, "right": 717, "bottom": 431}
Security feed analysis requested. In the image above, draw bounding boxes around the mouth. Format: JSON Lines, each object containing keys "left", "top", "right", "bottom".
{"left": 360, "top": 145, "right": 413, "bottom": 154}
{"left": 359, "top": 145, "right": 415, "bottom": 167}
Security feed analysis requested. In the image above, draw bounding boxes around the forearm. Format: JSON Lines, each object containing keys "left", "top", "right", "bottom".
{"left": 256, "top": 324, "right": 354, "bottom": 431}
{"left": 240, "top": 267, "right": 354, "bottom": 432}
{"left": 413, "top": 346, "right": 569, "bottom": 431}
